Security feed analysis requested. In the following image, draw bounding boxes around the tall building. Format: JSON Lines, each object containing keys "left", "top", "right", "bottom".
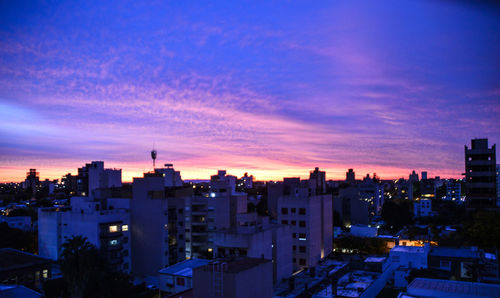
{"left": 38, "top": 197, "right": 131, "bottom": 273}
{"left": 309, "top": 167, "right": 326, "bottom": 195}
{"left": 277, "top": 193, "right": 332, "bottom": 271}
{"left": 409, "top": 170, "right": 419, "bottom": 183}
{"left": 497, "top": 164, "right": 500, "bottom": 206}
{"left": 464, "top": 138, "right": 497, "bottom": 208}
{"left": 346, "top": 169, "right": 355, "bottom": 184}
{"left": 154, "top": 163, "right": 183, "bottom": 187}
{"left": 130, "top": 173, "right": 170, "bottom": 279}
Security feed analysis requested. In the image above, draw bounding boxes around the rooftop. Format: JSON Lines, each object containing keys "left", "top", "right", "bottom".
{"left": 0, "top": 248, "right": 52, "bottom": 273}
{"left": 408, "top": 278, "right": 500, "bottom": 297}
{"left": 430, "top": 247, "right": 481, "bottom": 259}
{"left": 0, "top": 285, "right": 42, "bottom": 298}
{"left": 159, "top": 259, "right": 210, "bottom": 277}
{"left": 391, "top": 245, "right": 426, "bottom": 254}
{"left": 197, "top": 257, "right": 271, "bottom": 274}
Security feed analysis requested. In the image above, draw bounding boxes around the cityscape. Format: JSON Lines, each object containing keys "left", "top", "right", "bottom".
{"left": 1, "top": 1, "right": 500, "bottom": 298}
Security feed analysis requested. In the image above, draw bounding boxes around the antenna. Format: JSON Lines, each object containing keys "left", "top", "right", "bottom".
{"left": 151, "top": 144, "right": 157, "bottom": 169}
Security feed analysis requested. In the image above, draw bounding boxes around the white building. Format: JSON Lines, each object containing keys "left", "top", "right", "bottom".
{"left": 390, "top": 244, "right": 431, "bottom": 270}
{"left": 213, "top": 213, "right": 293, "bottom": 284}
{"left": 86, "top": 161, "right": 122, "bottom": 199}
{"left": 38, "top": 196, "right": 131, "bottom": 273}
{"left": 414, "top": 199, "right": 432, "bottom": 217}
{"left": 154, "top": 163, "right": 183, "bottom": 187}
{"left": 277, "top": 194, "right": 332, "bottom": 271}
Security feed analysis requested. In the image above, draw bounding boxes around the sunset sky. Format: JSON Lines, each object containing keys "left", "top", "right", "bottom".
{"left": 1, "top": 1, "right": 499, "bottom": 182}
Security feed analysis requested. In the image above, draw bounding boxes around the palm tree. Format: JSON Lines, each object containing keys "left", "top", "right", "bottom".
{"left": 60, "top": 236, "right": 104, "bottom": 298}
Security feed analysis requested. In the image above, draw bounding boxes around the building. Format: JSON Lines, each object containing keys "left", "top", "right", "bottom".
{"left": 409, "top": 170, "right": 419, "bottom": 183}
{"left": 38, "top": 196, "right": 131, "bottom": 273}
{"left": 390, "top": 245, "right": 431, "bottom": 270}
{"left": 444, "top": 179, "right": 462, "bottom": 201}
{"left": 428, "top": 246, "right": 498, "bottom": 281}
{"left": 278, "top": 193, "right": 332, "bottom": 271}
{"left": 158, "top": 258, "right": 210, "bottom": 296}
{"left": 212, "top": 213, "right": 293, "bottom": 284}
{"left": 346, "top": 169, "right": 355, "bottom": 184}
{"left": 130, "top": 173, "right": 170, "bottom": 279}
{"left": 192, "top": 257, "right": 273, "bottom": 298}
{"left": 497, "top": 164, "right": 500, "bottom": 205}
{"left": 413, "top": 199, "right": 432, "bottom": 217}
{"left": 309, "top": 167, "right": 326, "bottom": 195}
{"left": 0, "top": 248, "right": 52, "bottom": 290}
{"left": 350, "top": 224, "right": 378, "bottom": 238}
{"left": 75, "top": 161, "right": 122, "bottom": 199}
{"left": 0, "top": 215, "right": 32, "bottom": 231}
{"left": 401, "top": 278, "right": 500, "bottom": 298}
{"left": 464, "top": 138, "right": 497, "bottom": 208}
{"left": 154, "top": 163, "right": 183, "bottom": 187}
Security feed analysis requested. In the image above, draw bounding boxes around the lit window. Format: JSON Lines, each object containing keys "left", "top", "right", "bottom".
{"left": 110, "top": 239, "right": 118, "bottom": 246}
{"left": 122, "top": 224, "right": 128, "bottom": 232}
{"left": 43, "top": 269, "right": 48, "bottom": 279}
{"left": 109, "top": 225, "right": 118, "bottom": 233}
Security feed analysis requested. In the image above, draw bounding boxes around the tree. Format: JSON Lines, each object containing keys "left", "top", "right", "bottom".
{"left": 381, "top": 200, "right": 413, "bottom": 232}
{"left": 60, "top": 236, "right": 105, "bottom": 298}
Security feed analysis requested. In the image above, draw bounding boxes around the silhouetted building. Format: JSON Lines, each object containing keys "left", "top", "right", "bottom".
{"left": 309, "top": 167, "right": 326, "bottom": 195}
{"left": 409, "top": 170, "right": 419, "bottom": 183}
{"left": 346, "top": 169, "right": 355, "bottom": 184}
{"left": 0, "top": 248, "right": 52, "bottom": 290}
{"left": 464, "top": 138, "right": 497, "bottom": 208}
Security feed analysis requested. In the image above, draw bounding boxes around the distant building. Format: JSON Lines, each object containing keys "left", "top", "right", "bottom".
{"left": 0, "top": 215, "right": 32, "bottom": 231}
{"left": 421, "top": 171, "right": 428, "bottom": 180}
{"left": 346, "top": 168, "right": 355, "bottom": 184}
{"left": 414, "top": 199, "right": 432, "bottom": 217}
{"left": 154, "top": 164, "right": 183, "bottom": 187}
{"left": 309, "top": 167, "right": 326, "bottom": 195}
{"left": 75, "top": 161, "right": 122, "bottom": 198}
{"left": 0, "top": 248, "right": 52, "bottom": 290}
{"left": 464, "top": 138, "right": 497, "bottom": 208}
{"left": 38, "top": 196, "right": 131, "bottom": 273}
{"left": 409, "top": 170, "right": 419, "bottom": 183}
{"left": 444, "top": 179, "right": 461, "bottom": 201}
{"left": 240, "top": 172, "right": 254, "bottom": 189}
{"left": 497, "top": 164, "right": 500, "bottom": 206}
{"left": 192, "top": 258, "right": 273, "bottom": 298}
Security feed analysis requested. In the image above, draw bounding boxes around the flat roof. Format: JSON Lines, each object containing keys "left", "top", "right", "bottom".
{"left": 391, "top": 246, "right": 425, "bottom": 253}
{"left": 430, "top": 247, "right": 480, "bottom": 259}
{"left": 198, "top": 257, "right": 271, "bottom": 274}
{"left": 0, "top": 285, "right": 42, "bottom": 298}
{"left": 364, "top": 257, "right": 386, "bottom": 263}
{"left": 159, "top": 259, "right": 210, "bottom": 277}
{"left": 0, "top": 248, "right": 52, "bottom": 272}
{"left": 408, "top": 278, "right": 500, "bottom": 297}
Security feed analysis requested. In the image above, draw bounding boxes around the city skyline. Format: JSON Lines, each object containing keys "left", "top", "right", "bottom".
{"left": 1, "top": 1, "right": 499, "bottom": 182}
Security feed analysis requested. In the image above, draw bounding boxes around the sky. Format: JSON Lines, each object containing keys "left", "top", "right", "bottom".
{"left": 0, "top": 0, "right": 499, "bottom": 182}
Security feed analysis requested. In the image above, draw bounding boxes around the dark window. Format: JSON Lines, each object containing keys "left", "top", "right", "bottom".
{"left": 281, "top": 220, "right": 288, "bottom": 225}
{"left": 293, "top": 258, "right": 296, "bottom": 263}
{"left": 291, "top": 220, "right": 296, "bottom": 225}
{"left": 293, "top": 245, "right": 296, "bottom": 251}
{"left": 299, "top": 221, "right": 306, "bottom": 227}
{"left": 291, "top": 208, "right": 296, "bottom": 213}
{"left": 281, "top": 208, "right": 288, "bottom": 215}
{"left": 178, "top": 209, "right": 183, "bottom": 214}
{"left": 299, "top": 208, "right": 306, "bottom": 215}
{"left": 299, "top": 246, "right": 306, "bottom": 253}
{"left": 178, "top": 221, "right": 183, "bottom": 226}
{"left": 299, "top": 259, "right": 306, "bottom": 266}
{"left": 292, "top": 233, "right": 296, "bottom": 238}
{"left": 176, "top": 277, "right": 185, "bottom": 286}
{"left": 299, "top": 233, "right": 306, "bottom": 239}
{"left": 178, "top": 234, "right": 183, "bottom": 240}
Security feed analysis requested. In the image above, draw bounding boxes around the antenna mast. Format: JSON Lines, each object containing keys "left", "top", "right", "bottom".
{"left": 151, "top": 147, "right": 157, "bottom": 170}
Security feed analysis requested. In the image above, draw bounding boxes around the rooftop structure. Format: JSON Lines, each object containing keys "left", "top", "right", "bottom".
{"left": 402, "top": 277, "right": 500, "bottom": 297}
{"left": 159, "top": 259, "right": 210, "bottom": 296}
